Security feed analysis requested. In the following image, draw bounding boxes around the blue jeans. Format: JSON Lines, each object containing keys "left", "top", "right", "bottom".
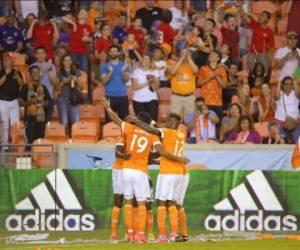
{"left": 71, "top": 53, "right": 89, "bottom": 73}
{"left": 57, "top": 98, "right": 79, "bottom": 128}
{"left": 280, "top": 124, "right": 300, "bottom": 144}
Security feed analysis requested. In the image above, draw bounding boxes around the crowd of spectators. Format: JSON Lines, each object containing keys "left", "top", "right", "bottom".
{"left": 0, "top": 0, "right": 300, "bottom": 147}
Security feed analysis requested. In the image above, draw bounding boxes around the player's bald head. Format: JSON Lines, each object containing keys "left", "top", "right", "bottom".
{"left": 137, "top": 112, "right": 152, "bottom": 124}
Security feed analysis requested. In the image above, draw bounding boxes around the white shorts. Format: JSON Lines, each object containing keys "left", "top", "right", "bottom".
{"left": 176, "top": 174, "right": 189, "bottom": 205}
{"left": 112, "top": 169, "right": 123, "bottom": 195}
{"left": 155, "top": 174, "right": 183, "bottom": 202}
{"left": 122, "top": 168, "right": 151, "bottom": 202}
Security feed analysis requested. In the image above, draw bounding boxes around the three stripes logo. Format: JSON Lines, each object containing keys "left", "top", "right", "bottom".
{"left": 5, "top": 169, "right": 95, "bottom": 231}
{"left": 204, "top": 170, "right": 298, "bottom": 231}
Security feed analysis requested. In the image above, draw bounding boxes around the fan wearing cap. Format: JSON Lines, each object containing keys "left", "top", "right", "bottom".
{"left": 274, "top": 31, "right": 300, "bottom": 80}
{"left": 0, "top": 55, "right": 23, "bottom": 148}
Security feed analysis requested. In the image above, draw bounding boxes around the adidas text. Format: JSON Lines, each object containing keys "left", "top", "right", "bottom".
{"left": 5, "top": 209, "right": 95, "bottom": 231}
{"left": 204, "top": 210, "right": 298, "bottom": 231}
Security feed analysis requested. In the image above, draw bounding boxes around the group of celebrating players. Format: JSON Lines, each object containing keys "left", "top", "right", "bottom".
{"left": 103, "top": 98, "right": 191, "bottom": 243}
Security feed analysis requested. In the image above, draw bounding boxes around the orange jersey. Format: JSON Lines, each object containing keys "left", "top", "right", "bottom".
{"left": 159, "top": 128, "right": 186, "bottom": 175}
{"left": 122, "top": 122, "right": 161, "bottom": 174}
{"left": 112, "top": 135, "right": 126, "bottom": 170}
{"left": 198, "top": 65, "right": 227, "bottom": 106}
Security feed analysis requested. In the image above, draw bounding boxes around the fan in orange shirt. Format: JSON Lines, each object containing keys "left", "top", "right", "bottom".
{"left": 129, "top": 113, "right": 191, "bottom": 242}
{"left": 104, "top": 98, "right": 189, "bottom": 243}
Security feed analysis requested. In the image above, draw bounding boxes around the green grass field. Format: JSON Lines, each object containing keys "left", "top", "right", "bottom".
{"left": 1, "top": 239, "right": 300, "bottom": 250}
{"left": 1, "top": 230, "right": 300, "bottom": 250}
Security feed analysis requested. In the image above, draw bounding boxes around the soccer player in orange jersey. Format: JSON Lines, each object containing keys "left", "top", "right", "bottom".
{"left": 110, "top": 134, "right": 130, "bottom": 242}
{"left": 104, "top": 99, "right": 189, "bottom": 243}
{"left": 129, "top": 113, "right": 190, "bottom": 242}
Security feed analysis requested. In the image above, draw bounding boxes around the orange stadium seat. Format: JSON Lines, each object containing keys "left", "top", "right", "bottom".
{"left": 51, "top": 105, "right": 60, "bottom": 123}
{"left": 79, "top": 104, "right": 101, "bottom": 135}
{"left": 158, "top": 104, "right": 170, "bottom": 123}
{"left": 102, "top": 122, "right": 122, "bottom": 142}
{"left": 11, "top": 121, "right": 26, "bottom": 145}
{"left": 92, "top": 85, "right": 105, "bottom": 104}
{"left": 32, "top": 138, "right": 55, "bottom": 168}
{"left": 45, "top": 121, "right": 69, "bottom": 142}
{"left": 157, "top": 87, "right": 171, "bottom": 104}
{"left": 80, "top": 71, "right": 88, "bottom": 94}
{"left": 274, "top": 35, "right": 287, "bottom": 49}
{"left": 72, "top": 120, "right": 98, "bottom": 143}
{"left": 254, "top": 122, "right": 270, "bottom": 139}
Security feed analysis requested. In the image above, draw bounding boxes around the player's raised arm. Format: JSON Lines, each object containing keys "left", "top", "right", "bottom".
{"left": 103, "top": 98, "right": 123, "bottom": 127}
{"left": 154, "top": 144, "right": 190, "bottom": 165}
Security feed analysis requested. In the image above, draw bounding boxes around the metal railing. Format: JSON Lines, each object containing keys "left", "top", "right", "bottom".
{"left": 0, "top": 144, "right": 57, "bottom": 169}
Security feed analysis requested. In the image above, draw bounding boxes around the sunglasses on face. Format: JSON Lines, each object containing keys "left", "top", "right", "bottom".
{"left": 288, "top": 36, "right": 298, "bottom": 40}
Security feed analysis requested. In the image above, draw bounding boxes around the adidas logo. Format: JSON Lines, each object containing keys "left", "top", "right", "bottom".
{"left": 5, "top": 169, "right": 95, "bottom": 231}
{"left": 204, "top": 170, "right": 298, "bottom": 231}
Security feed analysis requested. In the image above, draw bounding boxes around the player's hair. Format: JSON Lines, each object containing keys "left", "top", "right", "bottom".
{"left": 161, "top": 9, "right": 173, "bottom": 23}
{"left": 262, "top": 11, "right": 271, "bottom": 20}
{"left": 137, "top": 112, "right": 152, "bottom": 124}
{"left": 169, "top": 112, "right": 181, "bottom": 122}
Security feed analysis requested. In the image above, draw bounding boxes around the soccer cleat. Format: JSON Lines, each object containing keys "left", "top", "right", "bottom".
{"left": 136, "top": 233, "right": 148, "bottom": 243}
{"left": 148, "top": 232, "right": 155, "bottom": 242}
{"left": 110, "top": 234, "right": 118, "bottom": 243}
{"left": 175, "top": 233, "right": 190, "bottom": 242}
{"left": 156, "top": 235, "right": 168, "bottom": 243}
{"left": 128, "top": 231, "right": 135, "bottom": 243}
{"left": 168, "top": 232, "right": 178, "bottom": 242}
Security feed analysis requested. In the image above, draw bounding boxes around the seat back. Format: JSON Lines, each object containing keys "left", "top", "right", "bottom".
{"left": 72, "top": 120, "right": 98, "bottom": 143}
{"left": 80, "top": 71, "right": 88, "bottom": 94}
{"left": 102, "top": 122, "right": 122, "bottom": 140}
{"left": 79, "top": 104, "right": 101, "bottom": 135}
{"left": 157, "top": 88, "right": 171, "bottom": 104}
{"left": 92, "top": 86, "right": 105, "bottom": 104}
{"left": 32, "top": 138, "right": 55, "bottom": 168}
{"left": 45, "top": 121, "right": 69, "bottom": 142}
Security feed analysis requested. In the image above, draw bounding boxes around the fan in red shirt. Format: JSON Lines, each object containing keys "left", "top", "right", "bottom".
{"left": 127, "top": 17, "right": 145, "bottom": 51}
{"left": 27, "top": 11, "right": 59, "bottom": 60}
{"left": 62, "top": 10, "right": 92, "bottom": 72}
{"left": 221, "top": 13, "right": 239, "bottom": 63}
{"left": 95, "top": 23, "right": 113, "bottom": 58}
{"left": 156, "top": 9, "right": 175, "bottom": 46}
{"left": 240, "top": 9, "right": 275, "bottom": 71}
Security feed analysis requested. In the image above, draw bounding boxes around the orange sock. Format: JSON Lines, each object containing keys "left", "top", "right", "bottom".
{"left": 137, "top": 204, "right": 146, "bottom": 234}
{"left": 124, "top": 204, "right": 133, "bottom": 233}
{"left": 133, "top": 207, "right": 139, "bottom": 233}
{"left": 111, "top": 206, "right": 121, "bottom": 236}
{"left": 146, "top": 210, "right": 154, "bottom": 234}
{"left": 168, "top": 206, "right": 178, "bottom": 234}
{"left": 178, "top": 208, "right": 187, "bottom": 236}
{"left": 157, "top": 206, "right": 167, "bottom": 236}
